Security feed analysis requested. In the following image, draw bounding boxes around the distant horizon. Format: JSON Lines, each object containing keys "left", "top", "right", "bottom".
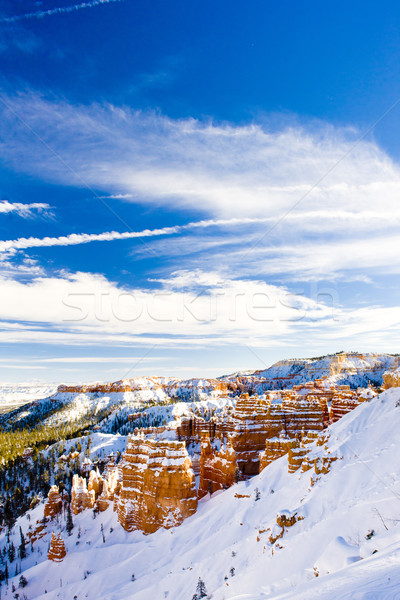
{"left": 1, "top": 349, "right": 399, "bottom": 386}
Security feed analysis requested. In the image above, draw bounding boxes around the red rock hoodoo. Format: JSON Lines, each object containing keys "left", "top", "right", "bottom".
{"left": 115, "top": 435, "right": 198, "bottom": 534}
{"left": 198, "top": 433, "right": 237, "bottom": 498}
{"left": 48, "top": 532, "right": 66, "bottom": 562}
{"left": 44, "top": 485, "right": 64, "bottom": 519}
{"left": 71, "top": 474, "right": 96, "bottom": 514}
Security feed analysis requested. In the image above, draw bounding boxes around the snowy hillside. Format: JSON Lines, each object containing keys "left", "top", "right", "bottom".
{"left": 0, "top": 382, "right": 58, "bottom": 413}
{"left": 237, "top": 352, "right": 399, "bottom": 390}
{"left": 4, "top": 386, "right": 400, "bottom": 599}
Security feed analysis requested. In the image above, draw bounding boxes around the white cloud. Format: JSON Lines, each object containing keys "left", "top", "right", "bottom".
{"left": 0, "top": 268, "right": 399, "bottom": 351}
{"left": 1, "top": 0, "right": 124, "bottom": 23}
{"left": 1, "top": 93, "right": 400, "bottom": 223}
{"left": 1, "top": 93, "right": 399, "bottom": 285}
{"left": 0, "top": 269, "right": 334, "bottom": 345}
{"left": 0, "top": 200, "right": 51, "bottom": 217}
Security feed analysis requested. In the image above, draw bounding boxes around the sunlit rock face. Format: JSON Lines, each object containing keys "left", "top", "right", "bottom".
{"left": 229, "top": 394, "right": 275, "bottom": 476}
{"left": 115, "top": 435, "right": 198, "bottom": 534}
{"left": 383, "top": 367, "right": 400, "bottom": 389}
{"left": 97, "top": 458, "right": 119, "bottom": 512}
{"left": 229, "top": 392, "right": 325, "bottom": 476}
{"left": 71, "top": 474, "right": 96, "bottom": 515}
{"left": 48, "top": 532, "right": 66, "bottom": 562}
{"left": 259, "top": 436, "right": 296, "bottom": 471}
{"left": 44, "top": 485, "right": 64, "bottom": 519}
{"left": 198, "top": 433, "right": 238, "bottom": 498}
{"left": 329, "top": 385, "right": 368, "bottom": 422}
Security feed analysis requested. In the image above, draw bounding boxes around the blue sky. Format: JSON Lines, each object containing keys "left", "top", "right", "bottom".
{"left": 0, "top": 0, "right": 400, "bottom": 383}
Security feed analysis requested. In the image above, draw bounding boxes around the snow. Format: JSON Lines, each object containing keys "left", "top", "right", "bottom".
{"left": 3, "top": 386, "right": 400, "bottom": 599}
{"left": 227, "top": 352, "right": 398, "bottom": 390}
{"left": 0, "top": 381, "right": 58, "bottom": 409}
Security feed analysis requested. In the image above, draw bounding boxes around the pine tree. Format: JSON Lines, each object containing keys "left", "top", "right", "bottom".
{"left": 19, "top": 527, "right": 26, "bottom": 560}
{"left": 7, "top": 542, "right": 15, "bottom": 563}
{"left": 66, "top": 503, "right": 73, "bottom": 536}
{"left": 3, "top": 500, "right": 14, "bottom": 530}
{"left": 195, "top": 577, "right": 207, "bottom": 598}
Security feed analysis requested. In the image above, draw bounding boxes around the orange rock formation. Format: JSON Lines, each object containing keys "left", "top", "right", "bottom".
{"left": 269, "top": 510, "right": 304, "bottom": 544}
{"left": 71, "top": 474, "right": 96, "bottom": 515}
{"left": 48, "top": 532, "right": 66, "bottom": 562}
{"left": 198, "top": 433, "right": 237, "bottom": 498}
{"left": 115, "top": 435, "right": 197, "bottom": 534}
{"left": 383, "top": 368, "right": 400, "bottom": 389}
{"left": 97, "top": 458, "right": 119, "bottom": 512}
{"left": 44, "top": 485, "right": 63, "bottom": 519}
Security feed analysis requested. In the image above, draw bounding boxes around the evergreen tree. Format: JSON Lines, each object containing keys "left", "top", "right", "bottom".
{"left": 3, "top": 500, "right": 14, "bottom": 530}
{"left": 7, "top": 542, "right": 15, "bottom": 563}
{"left": 195, "top": 577, "right": 207, "bottom": 598}
{"left": 66, "top": 503, "right": 73, "bottom": 536}
{"left": 19, "top": 528, "right": 26, "bottom": 560}
{"left": 19, "top": 575, "right": 27, "bottom": 588}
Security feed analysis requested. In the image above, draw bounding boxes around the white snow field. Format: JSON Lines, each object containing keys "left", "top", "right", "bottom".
{"left": 3, "top": 387, "right": 400, "bottom": 600}
{"left": 0, "top": 382, "right": 58, "bottom": 412}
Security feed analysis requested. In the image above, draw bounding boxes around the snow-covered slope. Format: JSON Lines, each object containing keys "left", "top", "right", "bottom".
{"left": 234, "top": 352, "right": 399, "bottom": 390}
{"left": 5, "top": 387, "right": 400, "bottom": 600}
{"left": 0, "top": 381, "right": 58, "bottom": 413}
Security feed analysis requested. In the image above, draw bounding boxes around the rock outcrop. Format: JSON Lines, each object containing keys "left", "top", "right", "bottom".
{"left": 48, "top": 532, "right": 66, "bottom": 562}
{"left": 44, "top": 485, "right": 64, "bottom": 519}
{"left": 259, "top": 435, "right": 295, "bottom": 470}
{"left": 115, "top": 435, "right": 198, "bottom": 534}
{"left": 97, "top": 458, "right": 119, "bottom": 512}
{"left": 198, "top": 433, "right": 237, "bottom": 498}
{"left": 383, "top": 367, "right": 400, "bottom": 389}
{"left": 71, "top": 474, "right": 96, "bottom": 515}
{"left": 229, "top": 394, "right": 276, "bottom": 475}
{"left": 268, "top": 510, "right": 304, "bottom": 544}
{"left": 229, "top": 392, "right": 325, "bottom": 475}
{"left": 330, "top": 385, "right": 368, "bottom": 422}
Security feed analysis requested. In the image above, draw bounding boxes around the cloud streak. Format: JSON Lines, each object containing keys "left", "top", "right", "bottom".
{"left": 0, "top": 200, "right": 51, "bottom": 218}
{"left": 1, "top": 92, "right": 400, "bottom": 222}
{"left": 0, "top": 269, "right": 400, "bottom": 355}
{"left": 1, "top": 0, "right": 124, "bottom": 23}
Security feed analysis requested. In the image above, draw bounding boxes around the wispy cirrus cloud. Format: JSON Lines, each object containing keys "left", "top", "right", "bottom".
{"left": 0, "top": 200, "right": 51, "bottom": 218}
{"left": 1, "top": 91, "right": 400, "bottom": 286}
{"left": 1, "top": 92, "right": 400, "bottom": 222}
{"left": 0, "top": 0, "right": 125, "bottom": 23}
{"left": 2, "top": 208, "right": 397, "bottom": 279}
